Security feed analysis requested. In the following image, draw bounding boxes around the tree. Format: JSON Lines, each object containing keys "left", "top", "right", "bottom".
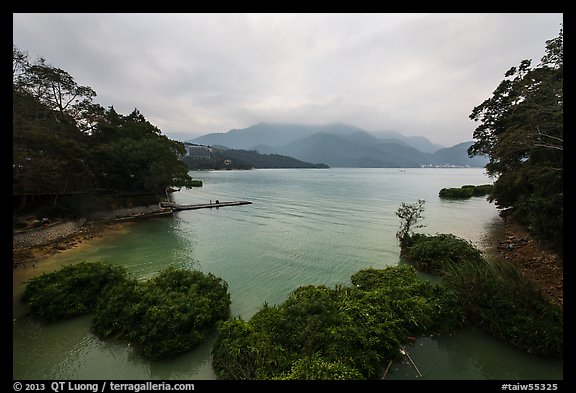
{"left": 87, "top": 107, "right": 194, "bottom": 194}
{"left": 13, "top": 45, "right": 30, "bottom": 85}
{"left": 13, "top": 79, "right": 94, "bottom": 209}
{"left": 29, "top": 61, "right": 97, "bottom": 126}
{"left": 13, "top": 46, "right": 194, "bottom": 216}
{"left": 468, "top": 28, "right": 563, "bottom": 253}
{"left": 395, "top": 199, "right": 426, "bottom": 248}
{"left": 13, "top": 47, "right": 99, "bottom": 130}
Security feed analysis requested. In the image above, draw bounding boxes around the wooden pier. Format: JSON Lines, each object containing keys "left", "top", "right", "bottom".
{"left": 161, "top": 200, "right": 252, "bottom": 211}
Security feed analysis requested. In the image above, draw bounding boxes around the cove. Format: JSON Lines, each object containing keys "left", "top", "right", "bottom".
{"left": 13, "top": 168, "right": 562, "bottom": 380}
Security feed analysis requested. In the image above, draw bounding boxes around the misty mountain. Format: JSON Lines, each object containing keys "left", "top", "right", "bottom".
{"left": 188, "top": 122, "right": 488, "bottom": 168}
{"left": 371, "top": 130, "right": 445, "bottom": 153}
{"left": 255, "top": 132, "right": 427, "bottom": 167}
{"left": 429, "top": 141, "right": 489, "bottom": 168}
{"left": 189, "top": 122, "right": 367, "bottom": 150}
{"left": 256, "top": 133, "right": 488, "bottom": 168}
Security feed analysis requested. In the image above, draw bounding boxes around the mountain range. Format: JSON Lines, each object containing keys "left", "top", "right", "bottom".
{"left": 188, "top": 123, "right": 488, "bottom": 168}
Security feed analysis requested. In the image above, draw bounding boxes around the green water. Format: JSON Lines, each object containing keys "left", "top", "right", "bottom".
{"left": 12, "top": 168, "right": 563, "bottom": 380}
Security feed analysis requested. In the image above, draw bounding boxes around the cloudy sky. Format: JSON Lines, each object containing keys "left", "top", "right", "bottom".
{"left": 13, "top": 13, "right": 562, "bottom": 146}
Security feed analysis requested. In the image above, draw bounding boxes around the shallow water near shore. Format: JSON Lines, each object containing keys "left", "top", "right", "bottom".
{"left": 12, "top": 168, "right": 563, "bottom": 380}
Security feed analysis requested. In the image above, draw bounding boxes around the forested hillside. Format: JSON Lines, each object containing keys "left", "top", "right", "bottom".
{"left": 13, "top": 46, "right": 194, "bottom": 218}
{"left": 182, "top": 147, "right": 329, "bottom": 170}
{"left": 468, "top": 29, "right": 563, "bottom": 253}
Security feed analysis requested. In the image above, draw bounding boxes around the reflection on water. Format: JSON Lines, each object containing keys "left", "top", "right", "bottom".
{"left": 13, "top": 315, "right": 217, "bottom": 380}
{"left": 387, "top": 327, "right": 563, "bottom": 380}
{"left": 13, "top": 168, "right": 562, "bottom": 380}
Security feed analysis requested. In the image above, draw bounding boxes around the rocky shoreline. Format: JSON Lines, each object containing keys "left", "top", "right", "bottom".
{"left": 494, "top": 223, "right": 563, "bottom": 307}
{"left": 13, "top": 219, "right": 132, "bottom": 268}
{"left": 13, "top": 218, "right": 88, "bottom": 250}
{"left": 12, "top": 204, "right": 173, "bottom": 268}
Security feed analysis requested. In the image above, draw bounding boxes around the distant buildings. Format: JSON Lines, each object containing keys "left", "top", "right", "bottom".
{"left": 183, "top": 143, "right": 212, "bottom": 159}
{"left": 420, "top": 163, "right": 472, "bottom": 168}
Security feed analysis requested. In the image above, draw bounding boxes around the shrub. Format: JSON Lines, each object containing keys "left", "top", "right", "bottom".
{"left": 92, "top": 267, "right": 231, "bottom": 360}
{"left": 21, "top": 262, "right": 232, "bottom": 360}
{"left": 212, "top": 265, "right": 462, "bottom": 380}
{"left": 442, "top": 259, "right": 563, "bottom": 357}
{"left": 439, "top": 187, "right": 474, "bottom": 199}
{"left": 401, "top": 233, "right": 484, "bottom": 274}
{"left": 274, "top": 355, "right": 365, "bottom": 380}
{"left": 439, "top": 184, "right": 493, "bottom": 199}
{"left": 351, "top": 266, "right": 465, "bottom": 334}
{"left": 21, "top": 262, "right": 129, "bottom": 322}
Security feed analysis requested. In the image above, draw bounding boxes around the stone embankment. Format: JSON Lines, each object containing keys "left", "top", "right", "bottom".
{"left": 13, "top": 204, "right": 169, "bottom": 252}
{"left": 13, "top": 218, "right": 88, "bottom": 250}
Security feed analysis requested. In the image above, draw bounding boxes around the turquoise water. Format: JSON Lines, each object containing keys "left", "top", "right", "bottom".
{"left": 12, "top": 168, "right": 563, "bottom": 380}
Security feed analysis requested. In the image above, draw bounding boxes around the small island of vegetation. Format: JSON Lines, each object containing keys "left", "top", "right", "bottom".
{"left": 21, "top": 263, "right": 231, "bottom": 360}
{"left": 210, "top": 198, "right": 562, "bottom": 380}
{"left": 439, "top": 184, "right": 494, "bottom": 199}
{"left": 212, "top": 264, "right": 462, "bottom": 380}
{"left": 396, "top": 200, "right": 562, "bottom": 358}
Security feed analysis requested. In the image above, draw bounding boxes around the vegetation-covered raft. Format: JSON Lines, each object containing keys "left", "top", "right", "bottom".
{"left": 213, "top": 197, "right": 563, "bottom": 380}
{"left": 21, "top": 262, "right": 127, "bottom": 322}
{"left": 189, "top": 180, "right": 203, "bottom": 187}
{"left": 21, "top": 263, "right": 231, "bottom": 360}
{"left": 397, "top": 202, "right": 563, "bottom": 358}
{"left": 438, "top": 184, "right": 493, "bottom": 199}
{"left": 212, "top": 265, "right": 464, "bottom": 380}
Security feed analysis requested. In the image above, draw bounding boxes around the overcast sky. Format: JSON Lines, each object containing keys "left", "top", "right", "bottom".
{"left": 13, "top": 13, "right": 563, "bottom": 146}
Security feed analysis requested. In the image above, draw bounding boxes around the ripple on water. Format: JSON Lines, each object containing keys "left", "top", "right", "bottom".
{"left": 13, "top": 168, "right": 561, "bottom": 380}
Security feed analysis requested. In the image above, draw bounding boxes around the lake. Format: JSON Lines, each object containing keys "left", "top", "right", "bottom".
{"left": 12, "top": 168, "right": 563, "bottom": 380}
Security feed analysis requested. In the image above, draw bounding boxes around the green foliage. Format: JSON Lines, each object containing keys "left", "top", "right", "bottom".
{"left": 13, "top": 46, "right": 194, "bottom": 216}
{"left": 274, "top": 355, "right": 365, "bottom": 380}
{"left": 351, "top": 267, "right": 465, "bottom": 334}
{"left": 21, "top": 261, "right": 231, "bottom": 360}
{"left": 87, "top": 108, "right": 194, "bottom": 193}
{"left": 394, "top": 203, "right": 562, "bottom": 357}
{"left": 212, "top": 265, "right": 462, "bottom": 380}
{"left": 13, "top": 88, "right": 94, "bottom": 200}
{"left": 92, "top": 267, "right": 231, "bottom": 360}
{"left": 400, "top": 233, "right": 485, "bottom": 274}
{"left": 442, "top": 259, "right": 563, "bottom": 357}
{"left": 211, "top": 318, "right": 271, "bottom": 380}
{"left": 439, "top": 184, "right": 494, "bottom": 199}
{"left": 395, "top": 199, "right": 426, "bottom": 248}
{"left": 21, "top": 262, "right": 129, "bottom": 322}
{"left": 13, "top": 46, "right": 97, "bottom": 128}
{"left": 468, "top": 29, "right": 563, "bottom": 253}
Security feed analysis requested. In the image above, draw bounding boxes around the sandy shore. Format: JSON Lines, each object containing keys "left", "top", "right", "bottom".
{"left": 12, "top": 218, "right": 136, "bottom": 318}
{"left": 12, "top": 219, "right": 132, "bottom": 269}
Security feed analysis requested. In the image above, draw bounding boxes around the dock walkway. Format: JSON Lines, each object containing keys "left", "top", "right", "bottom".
{"left": 161, "top": 200, "right": 252, "bottom": 211}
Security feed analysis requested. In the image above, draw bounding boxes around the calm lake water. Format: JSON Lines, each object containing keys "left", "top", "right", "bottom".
{"left": 12, "top": 168, "right": 563, "bottom": 380}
